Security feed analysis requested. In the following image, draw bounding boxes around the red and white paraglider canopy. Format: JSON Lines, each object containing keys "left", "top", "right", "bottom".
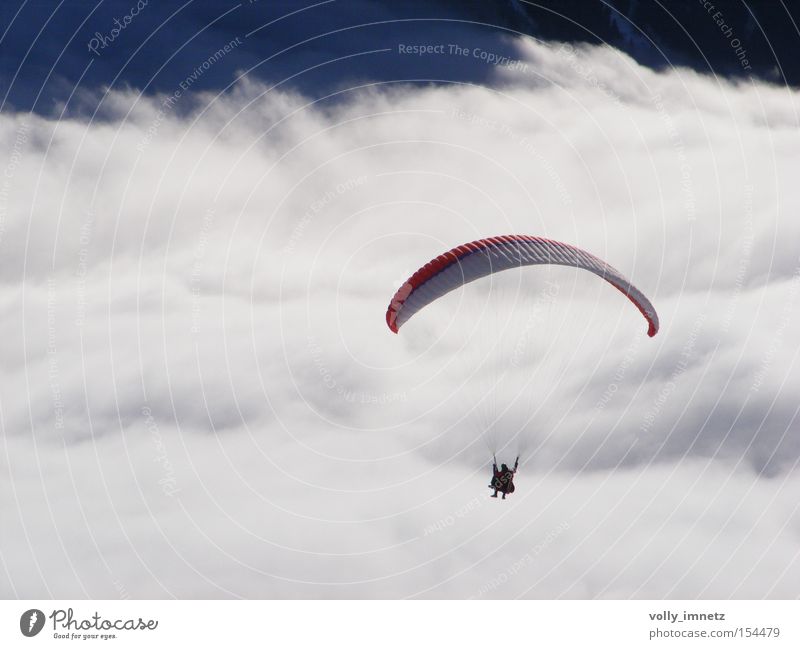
{"left": 386, "top": 235, "right": 658, "bottom": 337}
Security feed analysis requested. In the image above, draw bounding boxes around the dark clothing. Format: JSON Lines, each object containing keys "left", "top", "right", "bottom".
{"left": 501, "top": 471, "right": 515, "bottom": 493}
{"left": 492, "top": 468, "right": 515, "bottom": 493}
{"left": 489, "top": 461, "right": 517, "bottom": 497}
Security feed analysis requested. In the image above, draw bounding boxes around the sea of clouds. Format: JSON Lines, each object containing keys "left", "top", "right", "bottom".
{"left": 1, "top": 37, "right": 799, "bottom": 598}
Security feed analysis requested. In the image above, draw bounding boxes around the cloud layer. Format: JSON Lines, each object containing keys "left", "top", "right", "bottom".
{"left": 1, "top": 37, "right": 799, "bottom": 598}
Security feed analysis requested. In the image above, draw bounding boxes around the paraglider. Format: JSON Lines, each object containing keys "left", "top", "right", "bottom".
{"left": 385, "top": 235, "right": 659, "bottom": 499}
{"left": 489, "top": 455, "right": 519, "bottom": 499}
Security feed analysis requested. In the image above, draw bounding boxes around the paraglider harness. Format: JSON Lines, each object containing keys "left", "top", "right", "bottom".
{"left": 489, "top": 455, "right": 519, "bottom": 498}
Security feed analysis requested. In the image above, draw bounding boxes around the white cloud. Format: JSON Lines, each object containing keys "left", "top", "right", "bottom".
{"left": 1, "top": 38, "right": 799, "bottom": 598}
